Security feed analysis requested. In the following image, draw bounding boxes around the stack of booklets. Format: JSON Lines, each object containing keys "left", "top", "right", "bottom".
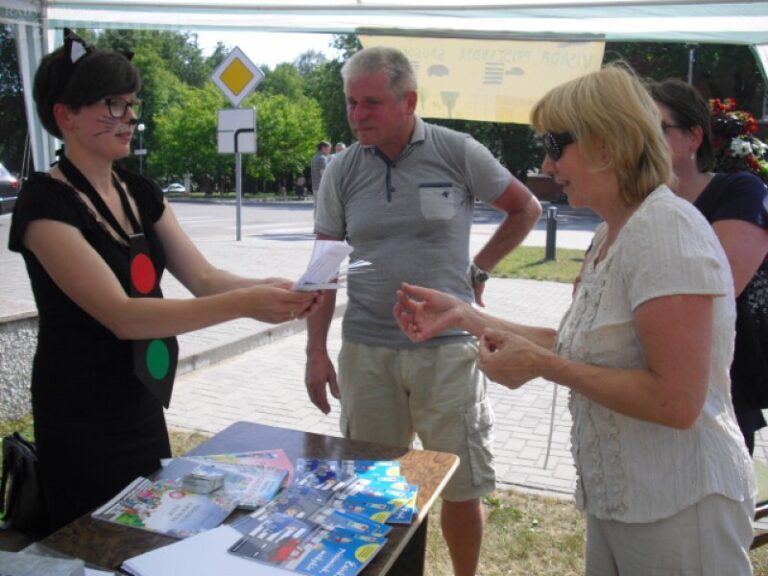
{"left": 92, "top": 450, "right": 291, "bottom": 538}
{"left": 223, "top": 458, "right": 419, "bottom": 575}
{"left": 119, "top": 458, "right": 419, "bottom": 576}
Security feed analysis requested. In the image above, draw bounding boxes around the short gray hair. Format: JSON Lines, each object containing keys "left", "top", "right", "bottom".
{"left": 341, "top": 46, "right": 417, "bottom": 99}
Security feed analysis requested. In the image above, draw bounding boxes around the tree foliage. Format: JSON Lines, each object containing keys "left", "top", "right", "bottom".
{"left": 0, "top": 25, "right": 29, "bottom": 174}
{"left": 294, "top": 50, "right": 329, "bottom": 78}
{"left": 243, "top": 93, "right": 325, "bottom": 188}
{"left": 152, "top": 83, "right": 231, "bottom": 193}
{"left": 260, "top": 63, "right": 306, "bottom": 100}
{"left": 96, "top": 28, "right": 330, "bottom": 191}
{"left": 605, "top": 42, "right": 765, "bottom": 116}
{"left": 2, "top": 25, "right": 766, "bottom": 191}
{"left": 301, "top": 35, "right": 362, "bottom": 148}
{"left": 97, "top": 29, "right": 213, "bottom": 88}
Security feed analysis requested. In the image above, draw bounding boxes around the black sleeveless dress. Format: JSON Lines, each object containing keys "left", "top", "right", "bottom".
{"left": 8, "top": 167, "right": 172, "bottom": 532}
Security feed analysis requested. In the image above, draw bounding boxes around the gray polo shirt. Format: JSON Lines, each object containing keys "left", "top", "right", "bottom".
{"left": 315, "top": 117, "right": 513, "bottom": 348}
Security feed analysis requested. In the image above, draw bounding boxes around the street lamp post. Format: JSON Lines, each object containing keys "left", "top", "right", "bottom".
{"left": 137, "top": 122, "right": 146, "bottom": 175}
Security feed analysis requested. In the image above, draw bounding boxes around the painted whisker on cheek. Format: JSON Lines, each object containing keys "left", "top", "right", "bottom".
{"left": 93, "top": 116, "right": 121, "bottom": 137}
{"left": 97, "top": 115, "right": 120, "bottom": 128}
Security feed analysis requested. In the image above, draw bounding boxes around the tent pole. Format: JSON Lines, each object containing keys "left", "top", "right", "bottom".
{"left": 687, "top": 44, "right": 696, "bottom": 84}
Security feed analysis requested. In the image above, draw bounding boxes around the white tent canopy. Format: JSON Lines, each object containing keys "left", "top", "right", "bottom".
{"left": 3, "top": 0, "right": 768, "bottom": 170}
{"left": 34, "top": 0, "right": 768, "bottom": 45}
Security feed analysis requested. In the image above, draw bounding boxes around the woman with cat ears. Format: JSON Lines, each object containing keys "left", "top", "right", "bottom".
{"left": 8, "top": 30, "right": 322, "bottom": 532}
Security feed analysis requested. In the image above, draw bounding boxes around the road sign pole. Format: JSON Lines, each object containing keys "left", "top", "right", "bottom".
{"left": 211, "top": 47, "right": 263, "bottom": 242}
{"left": 236, "top": 151, "right": 242, "bottom": 241}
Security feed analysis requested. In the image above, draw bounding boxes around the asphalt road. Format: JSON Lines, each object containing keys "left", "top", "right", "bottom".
{"left": 0, "top": 198, "right": 599, "bottom": 306}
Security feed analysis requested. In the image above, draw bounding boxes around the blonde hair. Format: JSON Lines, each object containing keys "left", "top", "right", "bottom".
{"left": 530, "top": 62, "right": 672, "bottom": 205}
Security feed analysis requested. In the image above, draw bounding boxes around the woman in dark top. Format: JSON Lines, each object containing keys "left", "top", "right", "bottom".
{"left": 650, "top": 78, "right": 768, "bottom": 453}
{"left": 8, "top": 30, "right": 321, "bottom": 532}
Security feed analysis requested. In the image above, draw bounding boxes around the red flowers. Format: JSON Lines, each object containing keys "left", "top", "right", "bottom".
{"left": 709, "top": 98, "right": 768, "bottom": 183}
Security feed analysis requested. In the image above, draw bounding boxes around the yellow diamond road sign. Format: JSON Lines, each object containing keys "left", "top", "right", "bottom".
{"left": 212, "top": 47, "right": 264, "bottom": 107}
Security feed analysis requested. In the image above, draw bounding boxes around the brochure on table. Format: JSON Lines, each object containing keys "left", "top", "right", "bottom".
{"left": 119, "top": 457, "right": 419, "bottom": 575}
{"left": 159, "top": 457, "right": 287, "bottom": 508}
{"left": 91, "top": 477, "right": 236, "bottom": 539}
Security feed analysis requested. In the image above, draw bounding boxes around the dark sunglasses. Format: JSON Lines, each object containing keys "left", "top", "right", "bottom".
{"left": 542, "top": 131, "right": 575, "bottom": 161}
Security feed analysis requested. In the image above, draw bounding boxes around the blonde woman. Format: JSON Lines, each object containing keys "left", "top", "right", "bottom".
{"left": 394, "top": 64, "right": 755, "bottom": 575}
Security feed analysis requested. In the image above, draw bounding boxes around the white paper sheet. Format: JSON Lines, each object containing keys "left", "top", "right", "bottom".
{"left": 122, "top": 525, "right": 293, "bottom": 576}
{"left": 292, "top": 240, "right": 354, "bottom": 291}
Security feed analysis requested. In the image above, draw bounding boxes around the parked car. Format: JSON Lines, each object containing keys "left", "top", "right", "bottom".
{"left": 162, "top": 183, "right": 186, "bottom": 194}
{"left": 0, "top": 163, "right": 20, "bottom": 215}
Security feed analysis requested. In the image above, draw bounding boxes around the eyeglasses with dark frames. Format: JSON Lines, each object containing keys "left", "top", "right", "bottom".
{"left": 102, "top": 97, "right": 143, "bottom": 120}
{"left": 542, "top": 131, "right": 575, "bottom": 162}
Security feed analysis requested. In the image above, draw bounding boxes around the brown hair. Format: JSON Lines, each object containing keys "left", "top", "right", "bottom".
{"left": 34, "top": 45, "right": 141, "bottom": 139}
{"left": 648, "top": 78, "right": 715, "bottom": 172}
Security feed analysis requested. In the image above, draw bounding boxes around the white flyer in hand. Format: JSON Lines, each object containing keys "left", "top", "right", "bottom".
{"left": 293, "top": 240, "right": 354, "bottom": 291}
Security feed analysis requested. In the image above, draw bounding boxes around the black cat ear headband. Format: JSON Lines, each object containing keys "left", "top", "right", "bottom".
{"left": 63, "top": 28, "right": 92, "bottom": 66}
{"left": 62, "top": 27, "right": 135, "bottom": 68}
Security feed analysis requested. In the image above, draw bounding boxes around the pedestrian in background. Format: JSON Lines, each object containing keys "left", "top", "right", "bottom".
{"left": 311, "top": 141, "right": 331, "bottom": 194}
{"left": 327, "top": 141, "right": 347, "bottom": 165}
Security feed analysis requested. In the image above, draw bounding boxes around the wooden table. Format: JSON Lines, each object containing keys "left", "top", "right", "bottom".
{"left": 40, "top": 421, "right": 459, "bottom": 575}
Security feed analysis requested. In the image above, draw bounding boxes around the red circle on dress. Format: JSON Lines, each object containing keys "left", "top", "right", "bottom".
{"left": 131, "top": 253, "right": 157, "bottom": 295}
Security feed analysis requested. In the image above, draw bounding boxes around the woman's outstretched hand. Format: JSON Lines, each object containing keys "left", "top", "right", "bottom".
{"left": 393, "top": 283, "right": 467, "bottom": 342}
{"left": 245, "top": 281, "right": 323, "bottom": 324}
{"left": 478, "top": 328, "right": 550, "bottom": 389}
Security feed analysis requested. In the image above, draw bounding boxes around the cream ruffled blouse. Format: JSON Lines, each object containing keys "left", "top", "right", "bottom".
{"left": 556, "top": 185, "right": 755, "bottom": 523}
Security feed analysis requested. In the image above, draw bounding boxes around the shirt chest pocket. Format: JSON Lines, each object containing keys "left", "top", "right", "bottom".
{"left": 418, "top": 182, "right": 459, "bottom": 220}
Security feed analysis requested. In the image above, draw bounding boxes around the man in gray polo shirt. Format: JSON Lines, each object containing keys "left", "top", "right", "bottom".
{"left": 305, "top": 46, "right": 541, "bottom": 576}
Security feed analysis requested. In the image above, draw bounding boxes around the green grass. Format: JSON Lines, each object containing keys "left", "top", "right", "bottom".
{"left": 493, "top": 245, "right": 586, "bottom": 284}
{"left": 426, "top": 492, "right": 586, "bottom": 576}
{"left": 0, "top": 414, "right": 34, "bottom": 454}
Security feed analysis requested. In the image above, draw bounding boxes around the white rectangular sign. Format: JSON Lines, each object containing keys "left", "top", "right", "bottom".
{"left": 217, "top": 108, "right": 257, "bottom": 154}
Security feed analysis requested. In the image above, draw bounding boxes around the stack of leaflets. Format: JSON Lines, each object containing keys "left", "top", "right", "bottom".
{"left": 120, "top": 458, "right": 420, "bottom": 575}
{"left": 224, "top": 459, "right": 419, "bottom": 574}
{"left": 185, "top": 448, "right": 295, "bottom": 486}
{"left": 93, "top": 451, "right": 292, "bottom": 539}
{"left": 159, "top": 456, "right": 288, "bottom": 508}
{"left": 91, "top": 477, "right": 238, "bottom": 539}
{"left": 293, "top": 458, "right": 357, "bottom": 492}
{"left": 338, "top": 460, "right": 419, "bottom": 525}
{"left": 228, "top": 512, "right": 386, "bottom": 576}
{"left": 291, "top": 458, "right": 419, "bottom": 525}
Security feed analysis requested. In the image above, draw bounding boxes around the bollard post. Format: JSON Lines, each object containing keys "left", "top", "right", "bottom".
{"left": 545, "top": 205, "right": 558, "bottom": 261}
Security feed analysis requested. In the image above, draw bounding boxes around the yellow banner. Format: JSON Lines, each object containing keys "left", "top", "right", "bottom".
{"left": 360, "top": 35, "right": 605, "bottom": 125}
